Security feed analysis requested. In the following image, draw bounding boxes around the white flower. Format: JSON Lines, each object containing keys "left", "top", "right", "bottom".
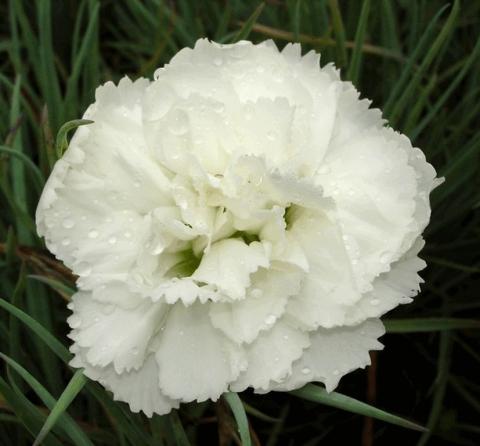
{"left": 36, "top": 39, "right": 441, "bottom": 416}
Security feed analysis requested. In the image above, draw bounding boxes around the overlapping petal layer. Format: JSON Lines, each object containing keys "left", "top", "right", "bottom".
{"left": 37, "top": 39, "right": 440, "bottom": 415}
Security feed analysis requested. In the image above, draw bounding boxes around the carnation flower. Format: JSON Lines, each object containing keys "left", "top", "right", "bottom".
{"left": 36, "top": 39, "right": 441, "bottom": 416}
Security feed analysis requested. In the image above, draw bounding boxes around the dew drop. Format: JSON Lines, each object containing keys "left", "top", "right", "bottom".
{"left": 133, "top": 181, "right": 141, "bottom": 188}
{"left": 62, "top": 219, "right": 75, "bottom": 229}
{"left": 380, "top": 252, "right": 391, "bottom": 264}
{"left": 301, "top": 367, "right": 311, "bottom": 375}
{"left": 265, "top": 315, "right": 276, "bottom": 325}
{"left": 370, "top": 298, "right": 380, "bottom": 306}
{"left": 132, "top": 347, "right": 139, "bottom": 356}
{"left": 124, "top": 231, "right": 132, "bottom": 239}
{"left": 333, "top": 369, "right": 340, "bottom": 376}
{"left": 318, "top": 165, "right": 331, "bottom": 175}
{"left": 88, "top": 230, "right": 99, "bottom": 239}
{"left": 213, "top": 57, "right": 223, "bottom": 66}
{"left": 108, "top": 236, "right": 117, "bottom": 245}
{"left": 62, "top": 238, "right": 71, "bottom": 246}
{"left": 94, "top": 317, "right": 100, "bottom": 323}
{"left": 179, "top": 330, "right": 184, "bottom": 336}
{"left": 274, "top": 356, "right": 280, "bottom": 362}
{"left": 267, "top": 130, "right": 276, "bottom": 141}
{"left": 251, "top": 288, "right": 263, "bottom": 298}
{"left": 169, "top": 110, "right": 189, "bottom": 136}
{"left": 283, "top": 335, "right": 289, "bottom": 341}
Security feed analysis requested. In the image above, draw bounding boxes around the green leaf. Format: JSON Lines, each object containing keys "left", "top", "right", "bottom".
{"left": 346, "top": 0, "right": 371, "bottom": 85}
{"left": 168, "top": 410, "right": 191, "bottom": 446}
{"left": 224, "top": 392, "right": 252, "bottom": 446}
{"left": 0, "top": 297, "right": 71, "bottom": 363}
{"left": 291, "top": 384, "right": 426, "bottom": 432}
{"left": 0, "top": 353, "right": 93, "bottom": 446}
{"left": 55, "top": 119, "right": 93, "bottom": 159}
{"left": 33, "top": 370, "right": 88, "bottom": 446}
{"left": 384, "top": 318, "right": 480, "bottom": 333}
{"left": 328, "top": 0, "right": 348, "bottom": 67}
{"left": 231, "top": 2, "right": 265, "bottom": 43}
{"left": 28, "top": 275, "right": 76, "bottom": 299}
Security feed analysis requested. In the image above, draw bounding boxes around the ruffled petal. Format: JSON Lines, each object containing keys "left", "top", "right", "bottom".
{"left": 155, "top": 302, "right": 247, "bottom": 402}
{"left": 68, "top": 292, "right": 166, "bottom": 373}
{"left": 191, "top": 239, "right": 270, "bottom": 299}
{"left": 270, "top": 318, "right": 385, "bottom": 393}
{"left": 209, "top": 268, "right": 303, "bottom": 344}
{"left": 230, "top": 319, "right": 310, "bottom": 392}
{"left": 70, "top": 346, "right": 178, "bottom": 417}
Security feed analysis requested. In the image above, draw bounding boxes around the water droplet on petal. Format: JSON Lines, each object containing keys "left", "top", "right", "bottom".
{"left": 88, "top": 230, "right": 99, "bottom": 239}
{"left": 283, "top": 335, "right": 289, "bottom": 340}
{"left": 318, "top": 165, "right": 331, "bottom": 175}
{"left": 132, "top": 347, "right": 139, "bottom": 356}
{"left": 124, "top": 231, "right": 132, "bottom": 239}
{"left": 169, "top": 110, "right": 189, "bottom": 136}
{"left": 267, "top": 131, "right": 276, "bottom": 141}
{"left": 265, "top": 315, "right": 276, "bottom": 325}
{"left": 62, "top": 238, "right": 71, "bottom": 246}
{"left": 251, "top": 288, "right": 263, "bottom": 298}
{"left": 370, "top": 298, "right": 380, "bottom": 306}
{"left": 333, "top": 369, "right": 340, "bottom": 376}
{"left": 380, "top": 252, "right": 391, "bottom": 264}
{"left": 213, "top": 57, "right": 223, "bottom": 66}
{"left": 301, "top": 367, "right": 311, "bottom": 375}
{"left": 62, "top": 219, "right": 75, "bottom": 229}
{"left": 108, "top": 236, "right": 117, "bottom": 245}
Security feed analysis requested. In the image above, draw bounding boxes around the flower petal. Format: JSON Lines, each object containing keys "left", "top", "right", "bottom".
{"left": 269, "top": 318, "right": 385, "bottom": 393}
{"left": 68, "top": 292, "right": 166, "bottom": 373}
{"left": 155, "top": 302, "right": 247, "bottom": 402}
{"left": 70, "top": 346, "right": 178, "bottom": 417}
{"left": 192, "top": 238, "right": 269, "bottom": 299}
{"left": 209, "top": 268, "right": 303, "bottom": 344}
{"left": 230, "top": 319, "right": 310, "bottom": 392}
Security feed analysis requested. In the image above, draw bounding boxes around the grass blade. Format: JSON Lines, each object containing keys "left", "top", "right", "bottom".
{"left": 346, "top": 0, "right": 371, "bottom": 85}
{"left": 231, "top": 2, "right": 265, "bottom": 43}
{"left": 0, "top": 297, "right": 70, "bottom": 363}
{"left": 33, "top": 370, "right": 88, "bottom": 446}
{"left": 224, "top": 392, "right": 252, "bottom": 446}
{"left": 55, "top": 119, "right": 93, "bottom": 159}
{"left": 0, "top": 353, "right": 93, "bottom": 446}
{"left": 328, "top": 0, "right": 348, "bottom": 68}
{"left": 384, "top": 318, "right": 480, "bottom": 333}
{"left": 290, "top": 384, "right": 426, "bottom": 432}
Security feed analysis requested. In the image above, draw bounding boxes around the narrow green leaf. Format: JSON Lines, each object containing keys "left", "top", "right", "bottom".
{"left": 383, "top": 4, "right": 450, "bottom": 117}
{"left": 384, "top": 318, "right": 480, "bottom": 333}
{"left": 168, "top": 410, "right": 191, "bottom": 446}
{"left": 346, "top": 0, "right": 371, "bottom": 85}
{"left": 0, "top": 298, "right": 70, "bottom": 363}
{"left": 328, "top": 0, "right": 348, "bottom": 67}
{"left": 0, "top": 353, "right": 93, "bottom": 446}
{"left": 0, "top": 145, "right": 45, "bottom": 190}
{"left": 291, "top": 384, "right": 427, "bottom": 432}
{"left": 55, "top": 119, "right": 93, "bottom": 159}
{"left": 28, "top": 275, "right": 76, "bottom": 300}
{"left": 232, "top": 3, "right": 265, "bottom": 42}
{"left": 411, "top": 33, "right": 480, "bottom": 140}
{"left": 33, "top": 370, "right": 88, "bottom": 446}
{"left": 0, "top": 375, "right": 62, "bottom": 446}
{"left": 224, "top": 392, "right": 252, "bottom": 446}
{"left": 388, "top": 0, "right": 460, "bottom": 125}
